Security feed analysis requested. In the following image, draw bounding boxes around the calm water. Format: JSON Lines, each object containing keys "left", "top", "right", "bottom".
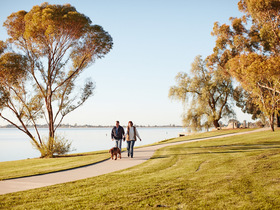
{"left": 0, "top": 127, "right": 184, "bottom": 162}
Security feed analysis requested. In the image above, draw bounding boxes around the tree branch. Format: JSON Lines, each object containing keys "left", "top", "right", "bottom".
{"left": 257, "top": 82, "right": 280, "bottom": 94}
{"left": 52, "top": 55, "right": 88, "bottom": 93}
{"left": 7, "top": 84, "right": 43, "bottom": 144}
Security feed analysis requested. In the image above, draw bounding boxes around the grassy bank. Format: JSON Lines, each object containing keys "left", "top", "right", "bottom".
{"left": 0, "top": 128, "right": 256, "bottom": 180}
{"left": 0, "top": 150, "right": 109, "bottom": 180}
{"left": 157, "top": 128, "right": 257, "bottom": 144}
{"left": 1, "top": 129, "right": 279, "bottom": 209}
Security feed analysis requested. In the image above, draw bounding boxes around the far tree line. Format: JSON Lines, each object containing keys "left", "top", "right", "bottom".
{"left": 169, "top": 0, "right": 280, "bottom": 132}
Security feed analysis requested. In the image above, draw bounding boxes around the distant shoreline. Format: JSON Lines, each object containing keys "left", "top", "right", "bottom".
{"left": 0, "top": 125, "right": 183, "bottom": 129}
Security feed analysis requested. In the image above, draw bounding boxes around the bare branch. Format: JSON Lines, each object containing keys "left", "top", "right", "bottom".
{"left": 257, "top": 82, "right": 280, "bottom": 94}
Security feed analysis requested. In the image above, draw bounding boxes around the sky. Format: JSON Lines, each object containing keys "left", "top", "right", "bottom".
{"left": 0, "top": 0, "right": 254, "bottom": 126}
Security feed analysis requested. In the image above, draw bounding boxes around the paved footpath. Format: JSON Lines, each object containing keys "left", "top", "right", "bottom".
{"left": 0, "top": 128, "right": 267, "bottom": 195}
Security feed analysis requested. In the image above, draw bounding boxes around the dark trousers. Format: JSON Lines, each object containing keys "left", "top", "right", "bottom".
{"left": 127, "top": 140, "right": 135, "bottom": 157}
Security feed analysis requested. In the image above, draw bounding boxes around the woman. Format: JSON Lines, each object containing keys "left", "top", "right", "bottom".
{"left": 125, "top": 121, "right": 141, "bottom": 158}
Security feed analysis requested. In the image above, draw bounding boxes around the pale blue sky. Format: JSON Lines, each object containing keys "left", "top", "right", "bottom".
{"left": 0, "top": 0, "right": 253, "bottom": 126}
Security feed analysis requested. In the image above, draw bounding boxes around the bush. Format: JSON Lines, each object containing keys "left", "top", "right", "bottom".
{"left": 256, "top": 120, "right": 265, "bottom": 128}
{"left": 31, "top": 135, "right": 75, "bottom": 158}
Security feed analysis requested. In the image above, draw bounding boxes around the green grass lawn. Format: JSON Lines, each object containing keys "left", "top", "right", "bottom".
{"left": 0, "top": 128, "right": 257, "bottom": 180}
{"left": 0, "top": 150, "right": 109, "bottom": 180}
{"left": 1, "top": 129, "right": 279, "bottom": 209}
{"left": 157, "top": 128, "right": 257, "bottom": 144}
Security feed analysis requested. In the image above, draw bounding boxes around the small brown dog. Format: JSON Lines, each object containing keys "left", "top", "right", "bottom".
{"left": 109, "top": 147, "right": 121, "bottom": 160}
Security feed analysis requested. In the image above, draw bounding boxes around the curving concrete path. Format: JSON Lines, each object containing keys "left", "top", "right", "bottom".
{"left": 0, "top": 128, "right": 267, "bottom": 195}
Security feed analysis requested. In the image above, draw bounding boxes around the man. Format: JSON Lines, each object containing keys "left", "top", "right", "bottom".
{"left": 111, "top": 121, "right": 125, "bottom": 151}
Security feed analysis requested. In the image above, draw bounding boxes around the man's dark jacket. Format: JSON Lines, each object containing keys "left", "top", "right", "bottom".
{"left": 111, "top": 126, "right": 125, "bottom": 140}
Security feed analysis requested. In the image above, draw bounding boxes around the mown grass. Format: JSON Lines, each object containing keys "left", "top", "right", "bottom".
{"left": 0, "top": 128, "right": 256, "bottom": 180}
{"left": 1, "top": 129, "right": 279, "bottom": 209}
{"left": 0, "top": 150, "right": 109, "bottom": 180}
{"left": 157, "top": 128, "right": 257, "bottom": 144}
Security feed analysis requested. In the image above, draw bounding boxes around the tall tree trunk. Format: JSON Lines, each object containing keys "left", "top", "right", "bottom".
{"left": 277, "top": 112, "right": 280, "bottom": 128}
{"left": 269, "top": 113, "right": 275, "bottom": 132}
{"left": 48, "top": 106, "right": 55, "bottom": 157}
{"left": 213, "top": 119, "right": 220, "bottom": 129}
{"left": 46, "top": 85, "right": 55, "bottom": 157}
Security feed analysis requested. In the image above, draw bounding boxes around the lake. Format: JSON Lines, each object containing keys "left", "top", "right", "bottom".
{"left": 0, "top": 127, "right": 185, "bottom": 162}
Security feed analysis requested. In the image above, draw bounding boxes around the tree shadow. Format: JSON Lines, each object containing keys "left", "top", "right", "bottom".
{"left": 150, "top": 155, "right": 170, "bottom": 159}
{"left": 159, "top": 141, "right": 280, "bottom": 156}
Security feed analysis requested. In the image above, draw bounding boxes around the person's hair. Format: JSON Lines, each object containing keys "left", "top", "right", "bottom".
{"left": 127, "top": 121, "right": 133, "bottom": 135}
{"left": 116, "top": 121, "right": 119, "bottom": 124}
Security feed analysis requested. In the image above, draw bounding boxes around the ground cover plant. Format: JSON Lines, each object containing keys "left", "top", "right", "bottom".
{"left": 0, "top": 129, "right": 279, "bottom": 209}
{"left": 0, "top": 128, "right": 256, "bottom": 180}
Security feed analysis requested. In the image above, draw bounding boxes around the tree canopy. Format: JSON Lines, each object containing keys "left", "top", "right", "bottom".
{"left": 209, "top": 0, "right": 280, "bottom": 131}
{"left": 169, "top": 55, "right": 234, "bottom": 131}
{"left": 233, "top": 86, "right": 262, "bottom": 120}
{"left": 0, "top": 3, "right": 113, "bottom": 157}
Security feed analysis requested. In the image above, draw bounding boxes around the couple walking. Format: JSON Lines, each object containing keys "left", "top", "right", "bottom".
{"left": 111, "top": 121, "right": 141, "bottom": 158}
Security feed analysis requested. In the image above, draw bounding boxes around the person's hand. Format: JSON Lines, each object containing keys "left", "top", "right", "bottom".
{"left": 112, "top": 139, "right": 114, "bottom": 141}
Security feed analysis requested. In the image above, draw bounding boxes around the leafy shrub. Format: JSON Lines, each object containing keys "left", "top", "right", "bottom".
{"left": 256, "top": 120, "right": 265, "bottom": 128}
{"left": 31, "top": 135, "right": 75, "bottom": 158}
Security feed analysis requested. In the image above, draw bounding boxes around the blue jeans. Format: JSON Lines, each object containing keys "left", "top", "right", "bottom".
{"left": 115, "top": 139, "right": 122, "bottom": 151}
{"left": 127, "top": 140, "right": 135, "bottom": 157}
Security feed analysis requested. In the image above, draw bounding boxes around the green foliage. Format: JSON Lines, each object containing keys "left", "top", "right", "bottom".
{"left": 229, "top": 54, "right": 280, "bottom": 117}
{"left": 0, "top": 41, "right": 6, "bottom": 54}
{"left": 210, "top": 0, "right": 280, "bottom": 131}
{"left": 52, "top": 136, "right": 74, "bottom": 156}
{"left": 31, "top": 135, "right": 75, "bottom": 158}
{"left": 169, "top": 55, "right": 234, "bottom": 130}
{"left": 239, "top": 0, "right": 280, "bottom": 53}
{"left": 0, "top": 52, "right": 27, "bottom": 85}
{"left": 233, "top": 86, "right": 262, "bottom": 120}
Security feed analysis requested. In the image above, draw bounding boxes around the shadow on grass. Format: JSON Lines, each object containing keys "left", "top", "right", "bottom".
{"left": 150, "top": 155, "right": 170, "bottom": 159}
{"left": 169, "top": 141, "right": 280, "bottom": 150}
{"left": 151, "top": 142, "right": 280, "bottom": 159}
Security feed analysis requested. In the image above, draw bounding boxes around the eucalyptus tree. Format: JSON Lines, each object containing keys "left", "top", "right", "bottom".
{"left": 209, "top": 0, "right": 280, "bottom": 131}
{"left": 0, "top": 3, "right": 113, "bottom": 157}
{"left": 169, "top": 55, "right": 234, "bottom": 131}
{"left": 233, "top": 86, "right": 262, "bottom": 120}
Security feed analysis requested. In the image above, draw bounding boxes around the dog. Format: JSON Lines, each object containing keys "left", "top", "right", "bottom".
{"left": 109, "top": 147, "right": 121, "bottom": 160}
